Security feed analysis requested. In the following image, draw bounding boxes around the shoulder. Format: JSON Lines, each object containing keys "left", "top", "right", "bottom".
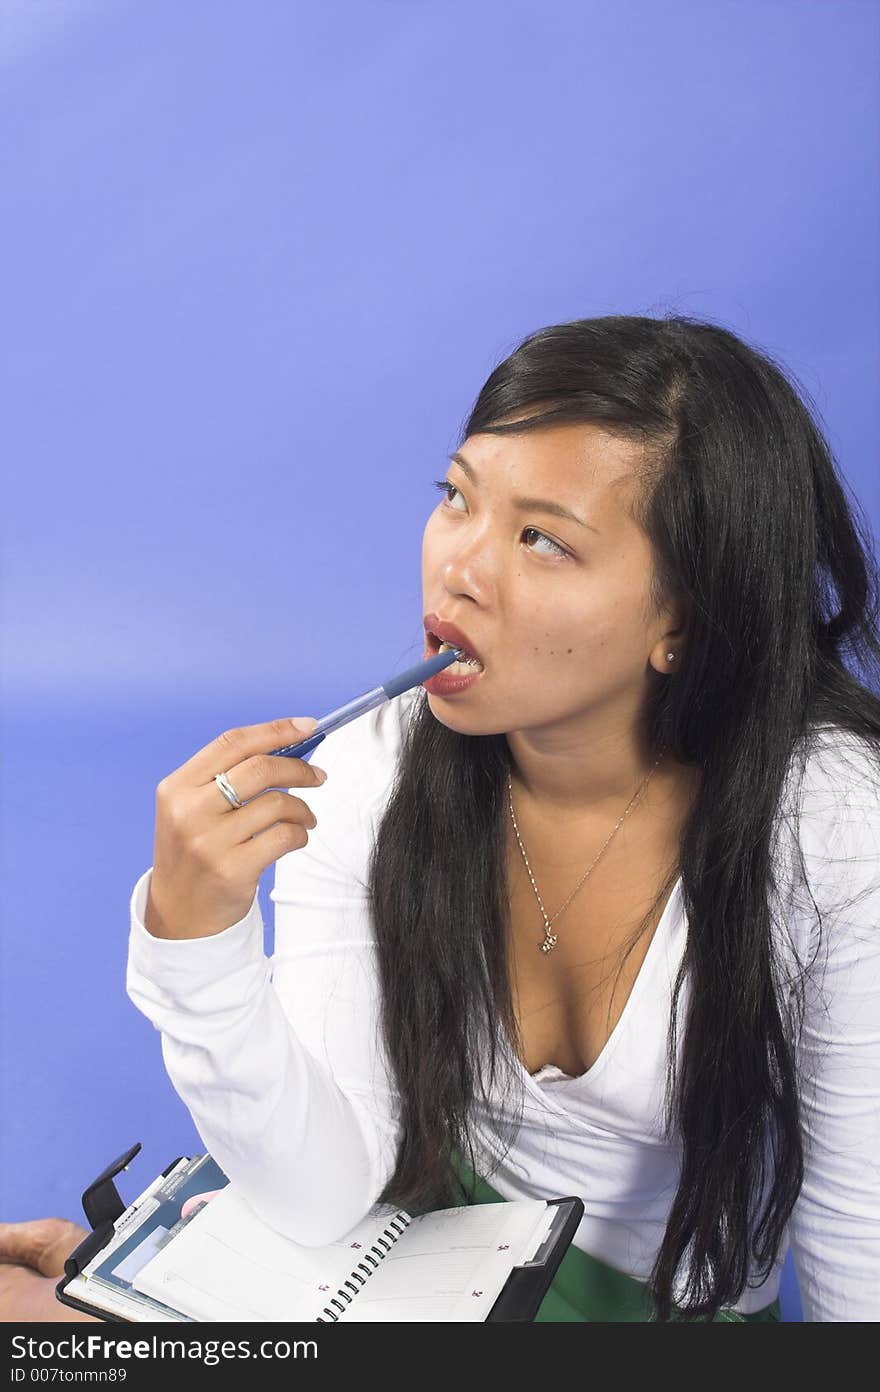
{"left": 791, "top": 722, "right": 880, "bottom": 855}
{"left": 778, "top": 722, "right": 880, "bottom": 949}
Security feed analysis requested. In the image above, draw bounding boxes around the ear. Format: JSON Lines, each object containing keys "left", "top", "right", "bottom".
{"left": 665, "top": 592, "right": 693, "bottom": 646}
{"left": 649, "top": 600, "right": 691, "bottom": 676}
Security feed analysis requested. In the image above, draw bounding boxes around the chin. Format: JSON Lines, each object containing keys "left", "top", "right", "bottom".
{"left": 425, "top": 696, "right": 505, "bottom": 738}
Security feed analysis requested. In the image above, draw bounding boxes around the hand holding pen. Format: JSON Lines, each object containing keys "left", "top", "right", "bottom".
{"left": 142, "top": 647, "right": 463, "bottom": 942}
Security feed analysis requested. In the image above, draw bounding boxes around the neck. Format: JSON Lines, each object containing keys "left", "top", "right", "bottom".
{"left": 505, "top": 713, "right": 673, "bottom": 815}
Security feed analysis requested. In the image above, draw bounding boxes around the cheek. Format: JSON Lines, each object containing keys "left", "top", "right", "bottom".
{"left": 577, "top": 583, "right": 653, "bottom": 661}
{"left": 520, "top": 603, "right": 591, "bottom": 660}
{"left": 528, "top": 585, "right": 635, "bottom": 661}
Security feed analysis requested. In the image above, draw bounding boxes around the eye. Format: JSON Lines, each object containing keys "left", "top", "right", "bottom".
{"left": 431, "top": 478, "right": 466, "bottom": 509}
{"left": 522, "top": 526, "right": 569, "bottom": 559}
{"left": 430, "top": 479, "right": 570, "bottom": 560}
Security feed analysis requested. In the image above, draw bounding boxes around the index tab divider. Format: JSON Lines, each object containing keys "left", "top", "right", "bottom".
{"left": 63, "top": 1141, "right": 191, "bottom": 1281}
{"left": 519, "top": 1197, "right": 582, "bottom": 1268}
{"left": 485, "top": 1197, "right": 584, "bottom": 1322}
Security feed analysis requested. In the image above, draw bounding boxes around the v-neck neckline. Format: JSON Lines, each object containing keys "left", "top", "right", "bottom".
{"left": 516, "top": 873, "right": 683, "bottom": 1095}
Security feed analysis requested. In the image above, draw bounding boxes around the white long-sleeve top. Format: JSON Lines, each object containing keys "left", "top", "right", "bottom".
{"left": 126, "top": 688, "right": 880, "bottom": 1320}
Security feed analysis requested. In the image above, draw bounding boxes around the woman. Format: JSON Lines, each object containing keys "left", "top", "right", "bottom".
{"left": 8, "top": 314, "right": 879, "bottom": 1321}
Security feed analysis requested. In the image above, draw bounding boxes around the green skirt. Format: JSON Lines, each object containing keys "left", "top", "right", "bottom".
{"left": 448, "top": 1155, "right": 781, "bottom": 1323}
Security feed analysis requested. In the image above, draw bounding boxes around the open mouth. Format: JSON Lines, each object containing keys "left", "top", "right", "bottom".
{"left": 425, "top": 629, "right": 485, "bottom": 672}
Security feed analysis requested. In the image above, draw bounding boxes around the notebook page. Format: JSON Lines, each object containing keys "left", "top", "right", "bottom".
{"left": 338, "top": 1200, "right": 556, "bottom": 1322}
{"left": 132, "top": 1186, "right": 406, "bottom": 1322}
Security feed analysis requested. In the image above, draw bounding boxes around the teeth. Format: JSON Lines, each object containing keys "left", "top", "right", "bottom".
{"left": 438, "top": 639, "right": 483, "bottom": 671}
{"left": 445, "top": 658, "right": 483, "bottom": 675}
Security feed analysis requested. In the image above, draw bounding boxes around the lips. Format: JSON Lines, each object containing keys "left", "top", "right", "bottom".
{"left": 423, "top": 613, "right": 484, "bottom": 665}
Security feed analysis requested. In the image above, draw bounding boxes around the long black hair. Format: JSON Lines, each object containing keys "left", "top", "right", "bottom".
{"left": 368, "top": 313, "right": 880, "bottom": 1321}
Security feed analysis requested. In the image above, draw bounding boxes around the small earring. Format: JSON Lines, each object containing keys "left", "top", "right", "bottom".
{"left": 666, "top": 652, "right": 675, "bottom": 661}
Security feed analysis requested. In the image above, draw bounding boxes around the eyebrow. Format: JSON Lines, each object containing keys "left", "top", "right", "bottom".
{"left": 448, "top": 452, "right": 600, "bottom": 533}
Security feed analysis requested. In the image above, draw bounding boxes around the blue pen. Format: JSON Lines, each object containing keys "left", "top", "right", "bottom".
{"left": 267, "top": 646, "right": 467, "bottom": 760}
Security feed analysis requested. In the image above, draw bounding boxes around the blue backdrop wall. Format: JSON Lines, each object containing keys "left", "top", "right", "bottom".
{"left": 2, "top": 0, "right": 879, "bottom": 1324}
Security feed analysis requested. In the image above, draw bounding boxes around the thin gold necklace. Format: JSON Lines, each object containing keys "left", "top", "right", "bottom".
{"left": 507, "top": 746, "right": 667, "bottom": 954}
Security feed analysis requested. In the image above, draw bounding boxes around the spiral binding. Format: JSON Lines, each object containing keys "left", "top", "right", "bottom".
{"left": 316, "top": 1212, "right": 411, "bottom": 1321}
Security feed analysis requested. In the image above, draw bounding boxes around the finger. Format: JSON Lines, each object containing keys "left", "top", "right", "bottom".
{"left": 0, "top": 1264, "right": 100, "bottom": 1322}
{"left": 0, "top": 1221, "right": 37, "bottom": 1266}
{"left": 205, "top": 788, "right": 320, "bottom": 852}
{"left": 38, "top": 1220, "right": 90, "bottom": 1277}
{"left": 174, "top": 718, "right": 320, "bottom": 788}
{"left": 200, "top": 753, "right": 328, "bottom": 814}
{"left": 0, "top": 1219, "right": 88, "bottom": 1276}
{"left": 224, "top": 817, "right": 316, "bottom": 887}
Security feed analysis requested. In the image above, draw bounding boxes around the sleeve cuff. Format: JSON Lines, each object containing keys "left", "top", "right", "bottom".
{"left": 127, "top": 866, "right": 268, "bottom": 1016}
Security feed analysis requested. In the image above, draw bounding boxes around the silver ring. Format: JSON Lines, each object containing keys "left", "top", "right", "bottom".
{"left": 214, "top": 771, "right": 244, "bottom": 809}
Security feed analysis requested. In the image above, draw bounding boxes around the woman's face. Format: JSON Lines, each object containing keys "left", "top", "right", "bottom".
{"left": 421, "top": 421, "right": 678, "bottom": 742}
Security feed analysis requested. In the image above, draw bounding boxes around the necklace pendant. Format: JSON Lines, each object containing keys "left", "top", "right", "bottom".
{"left": 540, "top": 932, "right": 558, "bottom": 954}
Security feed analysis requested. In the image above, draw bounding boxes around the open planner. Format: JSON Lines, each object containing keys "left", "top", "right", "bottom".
{"left": 56, "top": 1143, "right": 584, "bottom": 1323}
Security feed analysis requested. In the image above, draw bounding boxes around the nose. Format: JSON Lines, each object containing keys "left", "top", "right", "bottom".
{"left": 441, "top": 531, "right": 493, "bottom": 599}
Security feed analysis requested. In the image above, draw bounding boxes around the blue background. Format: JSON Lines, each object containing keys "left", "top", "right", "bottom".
{"left": 2, "top": 0, "right": 879, "bottom": 1323}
